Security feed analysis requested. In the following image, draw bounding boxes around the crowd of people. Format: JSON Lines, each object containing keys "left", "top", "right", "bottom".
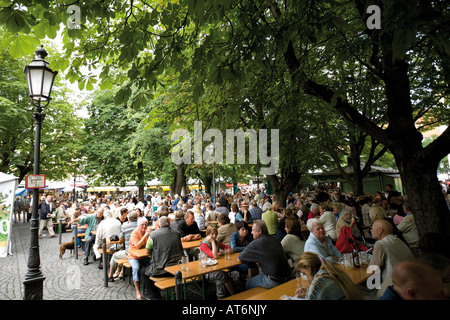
{"left": 13, "top": 182, "right": 450, "bottom": 300}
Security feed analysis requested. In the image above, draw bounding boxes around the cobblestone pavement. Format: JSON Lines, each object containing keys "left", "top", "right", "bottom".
{"left": 0, "top": 220, "right": 246, "bottom": 301}
{"left": 0, "top": 220, "right": 139, "bottom": 300}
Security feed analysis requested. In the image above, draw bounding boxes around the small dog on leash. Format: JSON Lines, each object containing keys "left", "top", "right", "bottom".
{"left": 59, "top": 240, "right": 75, "bottom": 259}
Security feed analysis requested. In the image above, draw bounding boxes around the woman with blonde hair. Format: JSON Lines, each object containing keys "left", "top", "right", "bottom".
{"left": 193, "top": 204, "right": 205, "bottom": 230}
{"left": 294, "top": 252, "right": 365, "bottom": 300}
{"left": 369, "top": 205, "right": 387, "bottom": 223}
{"left": 272, "top": 201, "right": 281, "bottom": 215}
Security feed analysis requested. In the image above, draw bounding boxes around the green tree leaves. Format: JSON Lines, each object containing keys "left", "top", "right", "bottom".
{"left": 0, "top": 41, "right": 82, "bottom": 182}
{"left": 5, "top": 33, "right": 40, "bottom": 57}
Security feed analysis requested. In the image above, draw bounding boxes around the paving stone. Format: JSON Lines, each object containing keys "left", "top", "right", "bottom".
{"left": 0, "top": 220, "right": 247, "bottom": 300}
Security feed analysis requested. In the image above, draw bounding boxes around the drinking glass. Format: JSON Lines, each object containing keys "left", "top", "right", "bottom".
{"left": 343, "top": 253, "right": 354, "bottom": 269}
{"left": 224, "top": 249, "right": 231, "bottom": 260}
{"left": 178, "top": 255, "right": 189, "bottom": 271}
{"left": 358, "top": 251, "right": 369, "bottom": 267}
{"left": 198, "top": 252, "right": 207, "bottom": 268}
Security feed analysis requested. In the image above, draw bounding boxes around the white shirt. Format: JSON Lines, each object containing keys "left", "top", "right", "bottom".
{"left": 93, "top": 218, "right": 122, "bottom": 259}
{"left": 136, "top": 201, "right": 145, "bottom": 211}
{"left": 126, "top": 202, "right": 135, "bottom": 211}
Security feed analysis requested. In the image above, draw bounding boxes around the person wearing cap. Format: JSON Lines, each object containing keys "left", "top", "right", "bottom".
{"left": 235, "top": 202, "right": 253, "bottom": 223}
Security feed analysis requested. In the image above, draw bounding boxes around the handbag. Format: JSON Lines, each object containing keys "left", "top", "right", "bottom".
{"left": 335, "top": 221, "right": 368, "bottom": 254}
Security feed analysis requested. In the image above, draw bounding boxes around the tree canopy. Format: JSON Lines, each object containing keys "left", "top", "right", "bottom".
{"left": 0, "top": 0, "right": 449, "bottom": 235}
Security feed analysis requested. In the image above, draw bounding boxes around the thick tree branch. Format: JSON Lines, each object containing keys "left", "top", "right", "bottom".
{"left": 418, "top": 126, "right": 450, "bottom": 165}
{"left": 281, "top": 39, "right": 390, "bottom": 146}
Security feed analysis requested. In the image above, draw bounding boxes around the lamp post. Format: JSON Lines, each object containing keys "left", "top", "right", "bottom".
{"left": 23, "top": 45, "right": 58, "bottom": 300}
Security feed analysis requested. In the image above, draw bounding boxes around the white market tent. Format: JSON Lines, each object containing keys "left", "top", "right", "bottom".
{"left": 0, "top": 172, "right": 19, "bottom": 257}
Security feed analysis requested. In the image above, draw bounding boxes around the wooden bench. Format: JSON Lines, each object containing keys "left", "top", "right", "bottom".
{"left": 153, "top": 276, "right": 199, "bottom": 289}
{"left": 221, "top": 286, "right": 269, "bottom": 300}
{"left": 151, "top": 268, "right": 232, "bottom": 299}
{"left": 122, "top": 260, "right": 132, "bottom": 284}
{"left": 150, "top": 276, "right": 174, "bottom": 283}
{"left": 115, "top": 258, "right": 128, "bottom": 266}
{"left": 113, "top": 258, "right": 131, "bottom": 282}
{"left": 151, "top": 276, "right": 200, "bottom": 300}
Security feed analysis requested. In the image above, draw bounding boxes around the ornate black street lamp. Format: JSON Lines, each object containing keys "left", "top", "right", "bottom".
{"left": 23, "top": 45, "right": 58, "bottom": 300}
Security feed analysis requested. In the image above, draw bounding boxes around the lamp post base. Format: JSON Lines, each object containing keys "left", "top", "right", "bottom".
{"left": 23, "top": 211, "right": 45, "bottom": 300}
{"left": 23, "top": 275, "right": 46, "bottom": 300}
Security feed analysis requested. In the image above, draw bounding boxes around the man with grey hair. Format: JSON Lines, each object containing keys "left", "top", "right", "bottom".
{"left": 238, "top": 220, "right": 291, "bottom": 290}
{"left": 94, "top": 209, "right": 122, "bottom": 269}
{"left": 215, "top": 201, "right": 229, "bottom": 215}
{"left": 143, "top": 216, "right": 184, "bottom": 299}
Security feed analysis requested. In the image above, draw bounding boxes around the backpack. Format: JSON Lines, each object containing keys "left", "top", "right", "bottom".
{"left": 335, "top": 221, "right": 368, "bottom": 253}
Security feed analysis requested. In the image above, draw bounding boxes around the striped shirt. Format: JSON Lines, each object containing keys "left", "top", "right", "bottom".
{"left": 120, "top": 221, "right": 137, "bottom": 251}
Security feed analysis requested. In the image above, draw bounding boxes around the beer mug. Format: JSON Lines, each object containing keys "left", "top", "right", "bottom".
{"left": 358, "top": 251, "right": 369, "bottom": 267}
{"left": 343, "top": 253, "right": 354, "bottom": 269}
{"left": 178, "top": 255, "right": 189, "bottom": 271}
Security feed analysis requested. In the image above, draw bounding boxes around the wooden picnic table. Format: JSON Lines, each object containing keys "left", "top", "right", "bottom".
{"left": 182, "top": 238, "right": 204, "bottom": 249}
{"left": 165, "top": 252, "right": 242, "bottom": 279}
{"left": 123, "top": 237, "right": 204, "bottom": 259}
{"left": 230, "top": 264, "right": 373, "bottom": 300}
{"left": 127, "top": 248, "right": 151, "bottom": 259}
{"left": 336, "top": 263, "right": 373, "bottom": 285}
{"left": 164, "top": 252, "right": 242, "bottom": 299}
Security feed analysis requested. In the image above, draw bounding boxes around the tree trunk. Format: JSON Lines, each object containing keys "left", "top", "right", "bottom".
{"left": 266, "top": 166, "right": 301, "bottom": 207}
{"left": 170, "top": 164, "right": 187, "bottom": 196}
{"left": 394, "top": 148, "right": 450, "bottom": 236}
{"left": 348, "top": 148, "right": 365, "bottom": 196}
{"left": 137, "top": 161, "right": 145, "bottom": 201}
{"left": 380, "top": 35, "right": 450, "bottom": 236}
{"left": 203, "top": 175, "right": 213, "bottom": 196}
